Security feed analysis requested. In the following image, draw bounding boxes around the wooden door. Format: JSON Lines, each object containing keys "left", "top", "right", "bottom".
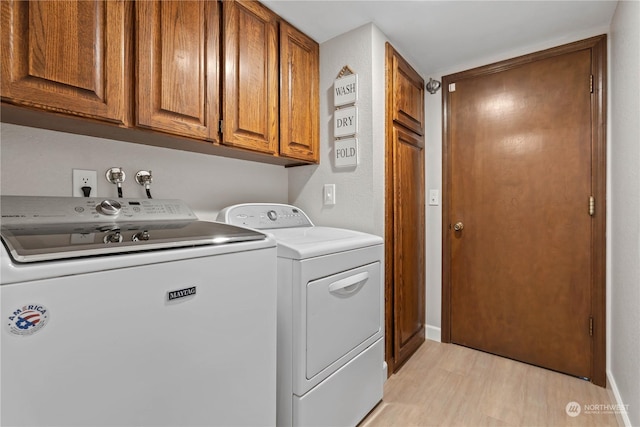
{"left": 223, "top": 0, "right": 278, "bottom": 155}
{"left": 385, "top": 43, "right": 426, "bottom": 373}
{"left": 443, "top": 36, "right": 607, "bottom": 384}
{"left": 136, "top": 0, "right": 219, "bottom": 141}
{"left": 279, "top": 21, "right": 319, "bottom": 163}
{"left": 1, "top": 0, "right": 130, "bottom": 125}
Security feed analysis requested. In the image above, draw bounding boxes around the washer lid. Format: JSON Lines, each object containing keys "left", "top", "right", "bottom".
{"left": 267, "top": 226, "right": 383, "bottom": 259}
{"left": 0, "top": 196, "right": 266, "bottom": 263}
{"left": 1, "top": 221, "right": 267, "bottom": 263}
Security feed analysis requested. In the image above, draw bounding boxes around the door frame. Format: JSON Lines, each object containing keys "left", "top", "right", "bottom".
{"left": 441, "top": 35, "right": 607, "bottom": 386}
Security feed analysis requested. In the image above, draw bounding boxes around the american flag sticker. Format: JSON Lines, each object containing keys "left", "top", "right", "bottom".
{"left": 6, "top": 304, "right": 49, "bottom": 336}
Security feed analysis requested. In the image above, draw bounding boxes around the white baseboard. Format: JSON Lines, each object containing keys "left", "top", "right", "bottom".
{"left": 607, "top": 370, "right": 633, "bottom": 427}
{"left": 426, "top": 325, "right": 441, "bottom": 342}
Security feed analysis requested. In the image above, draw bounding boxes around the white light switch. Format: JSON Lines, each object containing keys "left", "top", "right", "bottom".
{"left": 323, "top": 184, "right": 336, "bottom": 205}
{"left": 429, "top": 189, "right": 439, "bottom": 206}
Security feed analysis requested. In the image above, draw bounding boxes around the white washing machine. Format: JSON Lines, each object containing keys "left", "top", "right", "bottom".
{"left": 218, "top": 203, "right": 385, "bottom": 427}
{"left": 1, "top": 196, "right": 278, "bottom": 427}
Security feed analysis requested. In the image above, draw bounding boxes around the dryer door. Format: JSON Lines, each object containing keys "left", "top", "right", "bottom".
{"left": 306, "top": 262, "right": 381, "bottom": 379}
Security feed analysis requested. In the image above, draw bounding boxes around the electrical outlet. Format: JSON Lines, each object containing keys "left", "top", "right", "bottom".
{"left": 72, "top": 169, "right": 97, "bottom": 197}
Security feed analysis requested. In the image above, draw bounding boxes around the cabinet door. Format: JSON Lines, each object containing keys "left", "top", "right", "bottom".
{"left": 136, "top": 1, "right": 219, "bottom": 141}
{"left": 391, "top": 51, "right": 424, "bottom": 136}
{"left": 1, "top": 0, "right": 129, "bottom": 125}
{"left": 391, "top": 126, "right": 425, "bottom": 368}
{"left": 223, "top": 0, "right": 278, "bottom": 154}
{"left": 279, "top": 21, "right": 319, "bottom": 163}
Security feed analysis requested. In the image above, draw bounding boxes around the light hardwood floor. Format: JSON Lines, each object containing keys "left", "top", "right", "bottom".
{"left": 361, "top": 340, "right": 621, "bottom": 427}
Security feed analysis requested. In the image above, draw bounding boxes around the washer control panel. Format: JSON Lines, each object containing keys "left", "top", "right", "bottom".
{"left": 217, "top": 204, "right": 313, "bottom": 229}
{"left": 0, "top": 196, "right": 197, "bottom": 225}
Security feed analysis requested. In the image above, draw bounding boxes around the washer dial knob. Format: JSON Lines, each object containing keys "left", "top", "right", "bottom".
{"left": 267, "top": 210, "right": 278, "bottom": 221}
{"left": 103, "top": 231, "right": 123, "bottom": 244}
{"left": 132, "top": 230, "right": 150, "bottom": 241}
{"left": 98, "top": 199, "right": 122, "bottom": 216}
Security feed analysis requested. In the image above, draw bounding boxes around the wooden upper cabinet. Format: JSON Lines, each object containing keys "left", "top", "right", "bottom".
{"left": 135, "top": 1, "right": 219, "bottom": 142}
{"left": 1, "top": 0, "right": 130, "bottom": 125}
{"left": 279, "top": 21, "right": 319, "bottom": 163}
{"left": 223, "top": 0, "right": 278, "bottom": 155}
{"left": 1, "top": 0, "right": 320, "bottom": 165}
{"left": 391, "top": 51, "right": 425, "bottom": 136}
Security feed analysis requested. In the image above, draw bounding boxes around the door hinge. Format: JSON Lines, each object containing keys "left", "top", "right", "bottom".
{"left": 219, "top": 120, "right": 223, "bottom": 134}
{"left": 589, "top": 317, "right": 594, "bottom": 336}
{"left": 589, "top": 196, "right": 595, "bottom": 216}
{"left": 590, "top": 75, "right": 594, "bottom": 93}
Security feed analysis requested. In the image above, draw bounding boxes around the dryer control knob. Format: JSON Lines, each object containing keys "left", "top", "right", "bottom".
{"left": 98, "top": 199, "right": 122, "bottom": 216}
{"left": 267, "top": 210, "right": 278, "bottom": 221}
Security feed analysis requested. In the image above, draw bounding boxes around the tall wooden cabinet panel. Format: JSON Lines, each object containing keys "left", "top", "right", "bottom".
{"left": 135, "top": 0, "right": 219, "bottom": 141}
{"left": 223, "top": 0, "right": 278, "bottom": 155}
{"left": 385, "top": 43, "right": 426, "bottom": 374}
{"left": 391, "top": 126, "right": 425, "bottom": 367}
{"left": 1, "top": 0, "right": 129, "bottom": 125}
{"left": 279, "top": 21, "right": 319, "bottom": 163}
{"left": 390, "top": 51, "right": 425, "bottom": 136}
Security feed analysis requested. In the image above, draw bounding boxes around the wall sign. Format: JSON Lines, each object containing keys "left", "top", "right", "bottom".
{"left": 334, "top": 106, "right": 357, "bottom": 138}
{"left": 334, "top": 74, "right": 358, "bottom": 107}
{"left": 333, "top": 66, "right": 359, "bottom": 170}
{"left": 335, "top": 138, "right": 358, "bottom": 168}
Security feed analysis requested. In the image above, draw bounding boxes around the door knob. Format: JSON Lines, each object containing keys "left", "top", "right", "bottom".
{"left": 453, "top": 222, "right": 464, "bottom": 231}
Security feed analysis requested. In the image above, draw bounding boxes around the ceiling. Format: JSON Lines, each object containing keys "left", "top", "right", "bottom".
{"left": 262, "top": 1, "right": 617, "bottom": 75}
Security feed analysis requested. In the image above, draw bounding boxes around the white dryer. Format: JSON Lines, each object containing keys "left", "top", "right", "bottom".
{"left": 218, "top": 203, "right": 385, "bottom": 427}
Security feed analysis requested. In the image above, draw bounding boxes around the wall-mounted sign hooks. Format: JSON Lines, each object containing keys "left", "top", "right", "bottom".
{"left": 336, "top": 65, "right": 355, "bottom": 79}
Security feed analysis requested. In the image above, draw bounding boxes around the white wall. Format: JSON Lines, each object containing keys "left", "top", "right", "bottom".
{"left": 423, "top": 25, "right": 610, "bottom": 339}
{"left": 0, "top": 124, "right": 288, "bottom": 220}
{"left": 609, "top": 1, "right": 640, "bottom": 425}
{"left": 288, "top": 23, "right": 387, "bottom": 236}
